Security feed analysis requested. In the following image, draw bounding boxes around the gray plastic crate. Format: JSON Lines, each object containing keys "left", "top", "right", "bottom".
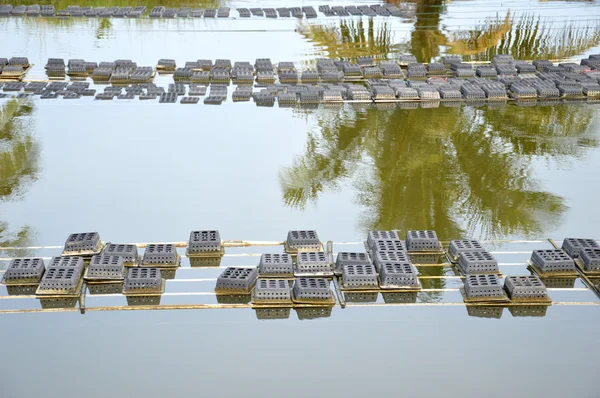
{"left": 448, "top": 240, "right": 485, "bottom": 259}
{"left": 367, "top": 231, "right": 400, "bottom": 249}
{"left": 123, "top": 267, "right": 162, "bottom": 293}
{"left": 379, "top": 262, "right": 420, "bottom": 289}
{"left": 159, "top": 92, "right": 178, "bottom": 103}
{"left": 63, "top": 232, "right": 101, "bottom": 253}
{"left": 561, "top": 238, "right": 600, "bottom": 258}
{"left": 48, "top": 256, "right": 85, "bottom": 272}
{"left": 464, "top": 274, "right": 504, "bottom": 300}
{"left": 3, "top": 258, "right": 45, "bottom": 283}
{"left": 510, "top": 84, "right": 537, "bottom": 98}
{"left": 370, "top": 239, "right": 407, "bottom": 254}
{"left": 292, "top": 277, "right": 331, "bottom": 301}
{"left": 457, "top": 251, "right": 499, "bottom": 274}
{"left": 398, "top": 54, "right": 417, "bottom": 66}
{"left": 476, "top": 66, "right": 497, "bottom": 77}
{"left": 259, "top": 253, "right": 293, "bottom": 276}
{"left": 39, "top": 267, "right": 83, "bottom": 292}
{"left": 516, "top": 63, "right": 536, "bottom": 74}
{"left": 373, "top": 251, "right": 410, "bottom": 270}
{"left": 580, "top": 248, "right": 600, "bottom": 271}
{"left": 533, "top": 60, "right": 553, "bottom": 70}
{"left": 427, "top": 62, "right": 445, "bottom": 74}
{"left": 216, "top": 267, "right": 258, "bottom": 292}
{"left": 531, "top": 249, "right": 576, "bottom": 273}
{"left": 188, "top": 230, "right": 221, "bottom": 254}
{"left": 295, "top": 252, "right": 332, "bottom": 275}
{"left": 405, "top": 230, "right": 441, "bottom": 252}
{"left": 102, "top": 244, "right": 138, "bottom": 264}
{"left": 286, "top": 230, "right": 320, "bottom": 251}
{"left": 253, "top": 279, "right": 291, "bottom": 302}
{"left": 86, "top": 255, "right": 125, "bottom": 279}
{"left": 504, "top": 275, "right": 549, "bottom": 301}
{"left": 141, "top": 244, "right": 178, "bottom": 266}
{"left": 341, "top": 264, "right": 378, "bottom": 289}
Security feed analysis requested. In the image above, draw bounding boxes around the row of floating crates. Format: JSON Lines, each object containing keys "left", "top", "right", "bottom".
{"left": 4, "top": 230, "right": 597, "bottom": 307}
{"left": 0, "top": 4, "right": 415, "bottom": 18}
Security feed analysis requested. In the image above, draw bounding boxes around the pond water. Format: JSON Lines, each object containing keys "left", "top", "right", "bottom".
{"left": 0, "top": 1, "right": 599, "bottom": 397}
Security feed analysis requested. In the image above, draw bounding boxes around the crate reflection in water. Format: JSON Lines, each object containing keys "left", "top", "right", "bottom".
{"left": 40, "top": 297, "right": 79, "bottom": 309}
{"left": 381, "top": 292, "right": 418, "bottom": 304}
{"left": 216, "top": 294, "right": 251, "bottom": 304}
{"left": 343, "top": 292, "right": 378, "bottom": 303}
{"left": 126, "top": 295, "right": 162, "bottom": 306}
{"left": 466, "top": 306, "right": 504, "bottom": 319}
{"left": 6, "top": 284, "right": 37, "bottom": 296}
{"left": 189, "top": 257, "right": 222, "bottom": 267}
{"left": 87, "top": 282, "right": 124, "bottom": 295}
{"left": 254, "top": 307, "right": 291, "bottom": 320}
{"left": 508, "top": 306, "right": 548, "bottom": 317}
{"left": 294, "top": 307, "right": 332, "bottom": 320}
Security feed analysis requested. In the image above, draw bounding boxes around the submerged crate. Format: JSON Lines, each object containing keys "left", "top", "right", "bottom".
{"left": 142, "top": 244, "right": 179, "bottom": 266}
{"left": 85, "top": 255, "right": 125, "bottom": 281}
{"left": 406, "top": 230, "right": 442, "bottom": 252}
{"left": 504, "top": 275, "right": 549, "bottom": 302}
{"left": 253, "top": 279, "right": 292, "bottom": 304}
{"left": 580, "top": 248, "right": 600, "bottom": 272}
{"left": 216, "top": 267, "right": 258, "bottom": 293}
{"left": 187, "top": 230, "right": 222, "bottom": 256}
{"left": 457, "top": 251, "right": 499, "bottom": 274}
{"left": 292, "top": 277, "right": 333, "bottom": 303}
{"left": 2, "top": 258, "right": 45, "bottom": 285}
{"left": 63, "top": 232, "right": 102, "bottom": 255}
{"left": 448, "top": 240, "right": 486, "bottom": 261}
{"left": 464, "top": 274, "right": 507, "bottom": 302}
{"left": 379, "top": 262, "right": 421, "bottom": 289}
{"left": 561, "top": 238, "right": 600, "bottom": 258}
{"left": 341, "top": 264, "right": 378, "bottom": 290}
{"left": 102, "top": 243, "right": 138, "bottom": 265}
{"left": 123, "top": 267, "right": 163, "bottom": 295}
{"left": 259, "top": 253, "right": 293, "bottom": 276}
{"left": 530, "top": 249, "right": 576, "bottom": 274}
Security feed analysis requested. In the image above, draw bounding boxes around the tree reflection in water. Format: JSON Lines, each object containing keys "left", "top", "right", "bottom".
{"left": 0, "top": 100, "right": 40, "bottom": 256}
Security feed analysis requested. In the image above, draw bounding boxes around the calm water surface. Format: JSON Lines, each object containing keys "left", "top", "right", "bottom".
{"left": 0, "top": 1, "right": 599, "bottom": 397}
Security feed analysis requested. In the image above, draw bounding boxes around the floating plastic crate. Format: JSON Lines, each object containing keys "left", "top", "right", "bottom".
{"left": 123, "top": 267, "right": 163, "bottom": 294}
{"left": 370, "top": 240, "right": 407, "bottom": 254}
{"left": 38, "top": 266, "right": 83, "bottom": 294}
{"left": 438, "top": 86, "right": 462, "bottom": 100}
{"left": 496, "top": 65, "right": 517, "bottom": 76}
{"left": 142, "top": 244, "right": 179, "bottom": 266}
{"left": 295, "top": 252, "right": 332, "bottom": 276}
{"left": 8, "top": 57, "right": 29, "bottom": 68}
{"left": 382, "top": 65, "right": 403, "bottom": 79}
{"left": 476, "top": 66, "right": 497, "bottom": 77}
{"left": 253, "top": 279, "right": 291, "bottom": 304}
{"left": 86, "top": 255, "right": 125, "bottom": 280}
{"left": 561, "top": 238, "right": 600, "bottom": 258}
{"left": 341, "top": 264, "right": 378, "bottom": 289}
{"left": 292, "top": 277, "right": 332, "bottom": 302}
{"left": 464, "top": 274, "right": 505, "bottom": 301}
{"left": 427, "top": 62, "right": 446, "bottom": 74}
{"left": 187, "top": 230, "right": 222, "bottom": 255}
{"left": 398, "top": 54, "right": 417, "bottom": 66}
{"left": 233, "top": 88, "right": 252, "bottom": 101}
{"left": 216, "top": 267, "right": 258, "bottom": 292}
{"left": 191, "top": 71, "right": 210, "bottom": 84}
{"left": 455, "top": 69, "right": 475, "bottom": 78}
{"left": 367, "top": 231, "right": 401, "bottom": 249}
{"left": 237, "top": 8, "right": 250, "bottom": 17}
{"left": 301, "top": 70, "right": 319, "bottom": 82}
{"left": 373, "top": 251, "right": 410, "bottom": 271}
{"left": 504, "top": 275, "right": 549, "bottom": 301}
{"left": 558, "top": 85, "right": 583, "bottom": 97}
{"left": 457, "top": 251, "right": 499, "bottom": 274}
{"left": 285, "top": 230, "right": 320, "bottom": 252}
{"left": 342, "top": 63, "right": 362, "bottom": 77}
{"left": 347, "top": 87, "right": 372, "bottom": 101}
{"left": 405, "top": 230, "right": 441, "bottom": 252}
{"left": 335, "top": 252, "right": 370, "bottom": 275}
{"left": 258, "top": 253, "right": 293, "bottom": 276}
{"left": 101, "top": 243, "right": 138, "bottom": 265}
{"left": 582, "top": 84, "right": 600, "bottom": 97}
{"left": 530, "top": 249, "right": 576, "bottom": 273}
{"left": 448, "top": 240, "right": 485, "bottom": 260}
{"left": 254, "top": 92, "right": 275, "bottom": 106}
{"left": 373, "top": 86, "right": 396, "bottom": 101}
{"left": 257, "top": 71, "right": 275, "bottom": 84}
{"left": 460, "top": 83, "right": 486, "bottom": 99}
{"left": 493, "top": 54, "right": 514, "bottom": 64}
{"left": 279, "top": 71, "right": 298, "bottom": 83}
{"left": 510, "top": 83, "right": 537, "bottom": 98}
{"left": 63, "top": 232, "right": 102, "bottom": 255}
{"left": 204, "top": 96, "right": 223, "bottom": 105}
{"left": 418, "top": 86, "right": 441, "bottom": 100}
{"left": 396, "top": 87, "right": 419, "bottom": 100}
{"left": 379, "top": 262, "right": 420, "bottom": 289}
{"left": 516, "top": 63, "right": 536, "bottom": 74}
{"left": 2, "top": 258, "right": 45, "bottom": 284}
{"left": 533, "top": 60, "right": 553, "bottom": 70}
{"left": 580, "top": 248, "right": 600, "bottom": 272}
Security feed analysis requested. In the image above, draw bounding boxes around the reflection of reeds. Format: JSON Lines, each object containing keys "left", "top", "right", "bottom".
{"left": 298, "top": 19, "right": 395, "bottom": 62}
{"left": 448, "top": 14, "right": 600, "bottom": 60}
